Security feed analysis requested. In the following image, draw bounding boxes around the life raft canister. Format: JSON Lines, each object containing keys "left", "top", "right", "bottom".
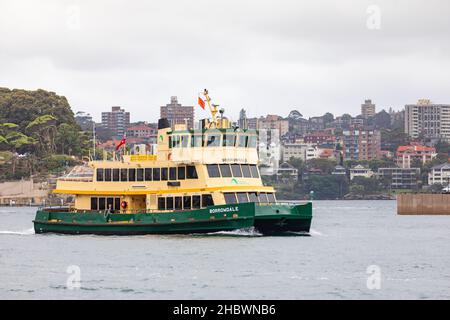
{"left": 120, "top": 200, "right": 128, "bottom": 209}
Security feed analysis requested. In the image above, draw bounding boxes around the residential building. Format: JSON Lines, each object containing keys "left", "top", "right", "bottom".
{"left": 342, "top": 128, "right": 381, "bottom": 161}
{"left": 361, "top": 99, "right": 376, "bottom": 119}
{"left": 304, "top": 132, "right": 336, "bottom": 145}
{"left": 258, "top": 115, "right": 289, "bottom": 137}
{"left": 101, "top": 106, "right": 130, "bottom": 137}
{"left": 404, "top": 99, "right": 450, "bottom": 140}
{"left": 350, "top": 165, "right": 374, "bottom": 180}
{"left": 428, "top": 163, "right": 450, "bottom": 185}
{"left": 275, "top": 162, "right": 298, "bottom": 182}
{"left": 332, "top": 165, "right": 347, "bottom": 176}
{"left": 378, "top": 167, "right": 420, "bottom": 190}
{"left": 396, "top": 144, "right": 436, "bottom": 168}
{"left": 160, "top": 96, "right": 194, "bottom": 130}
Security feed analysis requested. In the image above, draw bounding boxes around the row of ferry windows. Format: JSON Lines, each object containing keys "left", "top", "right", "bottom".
{"left": 224, "top": 192, "right": 276, "bottom": 204}
{"left": 170, "top": 134, "right": 257, "bottom": 149}
{"left": 90, "top": 197, "right": 121, "bottom": 212}
{"left": 207, "top": 164, "right": 259, "bottom": 178}
{"left": 157, "top": 194, "right": 214, "bottom": 211}
{"left": 96, "top": 166, "right": 198, "bottom": 182}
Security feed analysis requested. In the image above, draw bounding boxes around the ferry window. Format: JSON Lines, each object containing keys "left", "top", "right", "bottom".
{"left": 258, "top": 192, "right": 268, "bottom": 203}
{"left": 192, "top": 195, "right": 201, "bottom": 209}
{"left": 161, "top": 168, "right": 168, "bottom": 181}
{"left": 181, "top": 135, "right": 189, "bottom": 147}
{"left": 191, "top": 135, "right": 202, "bottom": 147}
{"left": 166, "top": 197, "right": 174, "bottom": 210}
{"left": 168, "top": 136, "right": 172, "bottom": 149}
{"left": 267, "top": 193, "right": 276, "bottom": 203}
{"left": 248, "top": 192, "right": 259, "bottom": 203}
{"left": 158, "top": 197, "right": 166, "bottom": 210}
{"left": 145, "top": 168, "right": 152, "bottom": 181}
{"left": 187, "top": 166, "right": 198, "bottom": 179}
{"left": 91, "top": 197, "right": 98, "bottom": 210}
{"left": 169, "top": 167, "right": 177, "bottom": 180}
{"left": 224, "top": 193, "right": 237, "bottom": 204}
{"left": 236, "top": 192, "right": 249, "bottom": 203}
{"left": 96, "top": 169, "right": 104, "bottom": 181}
{"left": 206, "top": 134, "right": 221, "bottom": 147}
{"left": 113, "top": 169, "right": 120, "bottom": 182}
{"left": 99, "top": 197, "right": 106, "bottom": 210}
{"left": 223, "top": 134, "right": 236, "bottom": 147}
{"left": 248, "top": 136, "right": 257, "bottom": 148}
{"left": 172, "top": 135, "right": 181, "bottom": 148}
{"left": 175, "top": 196, "right": 182, "bottom": 210}
{"left": 153, "top": 168, "right": 161, "bottom": 181}
{"left": 202, "top": 194, "right": 214, "bottom": 207}
{"left": 231, "top": 164, "right": 242, "bottom": 177}
{"left": 219, "top": 164, "right": 232, "bottom": 177}
{"left": 128, "top": 168, "right": 136, "bottom": 181}
{"left": 250, "top": 165, "right": 260, "bottom": 178}
{"left": 104, "top": 168, "right": 112, "bottom": 181}
{"left": 183, "top": 196, "right": 191, "bottom": 210}
{"left": 238, "top": 135, "right": 248, "bottom": 147}
{"left": 207, "top": 164, "right": 221, "bottom": 178}
{"left": 106, "top": 197, "right": 114, "bottom": 211}
{"left": 178, "top": 166, "right": 186, "bottom": 180}
{"left": 120, "top": 169, "right": 128, "bottom": 181}
{"left": 114, "top": 198, "right": 121, "bottom": 211}
{"left": 241, "top": 164, "right": 252, "bottom": 178}
{"left": 137, "top": 168, "right": 144, "bottom": 181}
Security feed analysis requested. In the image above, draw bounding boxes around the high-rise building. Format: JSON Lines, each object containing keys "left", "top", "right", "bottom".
{"left": 361, "top": 99, "right": 376, "bottom": 119}
{"left": 101, "top": 106, "right": 130, "bottom": 137}
{"left": 160, "top": 96, "right": 194, "bottom": 129}
{"left": 238, "top": 108, "right": 258, "bottom": 130}
{"left": 342, "top": 128, "right": 381, "bottom": 161}
{"left": 258, "top": 115, "right": 289, "bottom": 137}
{"left": 405, "top": 99, "right": 450, "bottom": 140}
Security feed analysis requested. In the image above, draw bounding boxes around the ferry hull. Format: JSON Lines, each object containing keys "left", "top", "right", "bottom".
{"left": 33, "top": 202, "right": 312, "bottom": 236}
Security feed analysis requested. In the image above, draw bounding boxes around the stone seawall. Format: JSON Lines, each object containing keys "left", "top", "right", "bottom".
{"left": 397, "top": 193, "right": 450, "bottom": 215}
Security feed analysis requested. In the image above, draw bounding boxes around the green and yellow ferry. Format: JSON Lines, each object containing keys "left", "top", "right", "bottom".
{"left": 33, "top": 90, "right": 312, "bottom": 235}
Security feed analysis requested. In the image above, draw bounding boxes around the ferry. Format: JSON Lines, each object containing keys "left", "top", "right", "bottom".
{"left": 33, "top": 90, "right": 312, "bottom": 235}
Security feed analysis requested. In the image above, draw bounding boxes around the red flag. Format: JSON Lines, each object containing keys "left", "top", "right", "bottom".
{"left": 198, "top": 97, "right": 205, "bottom": 109}
{"left": 115, "top": 138, "right": 126, "bottom": 150}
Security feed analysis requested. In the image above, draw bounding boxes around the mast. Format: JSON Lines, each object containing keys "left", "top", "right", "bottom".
{"left": 202, "top": 89, "right": 218, "bottom": 128}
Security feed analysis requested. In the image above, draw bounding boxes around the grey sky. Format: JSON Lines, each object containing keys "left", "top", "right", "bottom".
{"left": 1, "top": 0, "right": 449, "bottom": 123}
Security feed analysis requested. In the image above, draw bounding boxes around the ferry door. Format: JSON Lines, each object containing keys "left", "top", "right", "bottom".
{"left": 147, "top": 194, "right": 157, "bottom": 212}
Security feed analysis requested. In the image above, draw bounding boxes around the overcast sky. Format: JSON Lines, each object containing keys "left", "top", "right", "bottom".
{"left": 1, "top": 0, "right": 449, "bottom": 123}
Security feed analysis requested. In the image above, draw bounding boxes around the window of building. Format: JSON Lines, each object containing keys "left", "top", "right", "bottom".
{"left": 231, "top": 164, "right": 242, "bottom": 177}
{"left": 169, "top": 167, "right": 177, "bottom": 180}
{"left": 202, "top": 194, "right": 214, "bottom": 207}
{"left": 236, "top": 192, "right": 249, "bottom": 203}
{"left": 248, "top": 136, "right": 257, "bottom": 148}
{"left": 223, "top": 134, "right": 236, "bottom": 147}
{"left": 111, "top": 169, "right": 119, "bottom": 182}
{"left": 183, "top": 196, "right": 191, "bottom": 210}
{"left": 219, "top": 164, "right": 232, "bottom": 177}
{"left": 145, "top": 168, "right": 152, "bottom": 181}
{"left": 158, "top": 197, "right": 166, "bottom": 210}
{"left": 161, "top": 168, "right": 168, "bottom": 181}
{"left": 172, "top": 135, "right": 181, "bottom": 148}
{"left": 181, "top": 135, "right": 189, "bottom": 147}
{"left": 128, "top": 168, "right": 136, "bottom": 181}
{"left": 175, "top": 196, "right": 182, "bottom": 210}
{"left": 114, "top": 198, "right": 120, "bottom": 211}
{"left": 166, "top": 197, "right": 174, "bottom": 210}
{"left": 104, "top": 169, "right": 112, "bottom": 181}
{"left": 187, "top": 166, "right": 198, "bottom": 179}
{"left": 91, "top": 197, "right": 98, "bottom": 210}
{"left": 207, "top": 164, "right": 221, "bottom": 178}
{"left": 178, "top": 166, "right": 186, "bottom": 180}
{"left": 137, "top": 168, "right": 144, "bottom": 181}
{"left": 250, "top": 165, "right": 259, "bottom": 178}
{"left": 206, "top": 134, "right": 221, "bottom": 147}
{"left": 99, "top": 197, "right": 106, "bottom": 210}
{"left": 153, "top": 168, "right": 161, "bottom": 181}
{"left": 224, "top": 192, "right": 237, "bottom": 204}
{"left": 238, "top": 135, "right": 248, "bottom": 147}
{"left": 97, "top": 168, "right": 104, "bottom": 181}
{"left": 120, "top": 168, "right": 128, "bottom": 181}
{"left": 248, "top": 192, "right": 259, "bottom": 203}
{"left": 106, "top": 197, "right": 114, "bottom": 210}
{"left": 241, "top": 164, "right": 252, "bottom": 178}
{"left": 191, "top": 135, "right": 203, "bottom": 147}
{"left": 192, "top": 195, "right": 201, "bottom": 209}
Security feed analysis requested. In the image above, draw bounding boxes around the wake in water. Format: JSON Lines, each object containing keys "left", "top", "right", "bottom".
{"left": 0, "top": 227, "right": 34, "bottom": 235}
{"left": 196, "top": 227, "right": 262, "bottom": 237}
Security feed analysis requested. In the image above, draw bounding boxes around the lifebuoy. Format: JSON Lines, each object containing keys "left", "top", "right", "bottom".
{"left": 120, "top": 200, "right": 128, "bottom": 209}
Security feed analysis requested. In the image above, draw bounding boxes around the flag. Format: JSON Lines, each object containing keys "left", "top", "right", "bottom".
{"left": 115, "top": 137, "right": 126, "bottom": 150}
{"left": 198, "top": 96, "right": 205, "bottom": 109}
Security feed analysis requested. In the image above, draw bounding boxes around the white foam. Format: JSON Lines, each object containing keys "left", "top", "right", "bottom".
{"left": 309, "top": 228, "right": 325, "bottom": 236}
{"left": 0, "top": 227, "right": 34, "bottom": 235}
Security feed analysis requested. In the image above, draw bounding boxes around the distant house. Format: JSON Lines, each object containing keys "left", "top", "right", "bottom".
{"left": 378, "top": 167, "right": 420, "bottom": 190}
{"left": 396, "top": 144, "right": 436, "bottom": 168}
{"left": 428, "top": 163, "right": 450, "bottom": 185}
{"left": 275, "top": 162, "right": 298, "bottom": 182}
{"left": 350, "top": 165, "right": 374, "bottom": 180}
{"left": 332, "top": 165, "right": 347, "bottom": 176}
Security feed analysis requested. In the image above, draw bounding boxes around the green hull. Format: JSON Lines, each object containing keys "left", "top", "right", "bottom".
{"left": 33, "top": 202, "right": 312, "bottom": 236}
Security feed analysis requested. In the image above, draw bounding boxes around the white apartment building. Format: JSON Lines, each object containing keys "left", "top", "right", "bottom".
{"left": 350, "top": 165, "right": 374, "bottom": 180}
{"left": 405, "top": 99, "right": 450, "bottom": 140}
{"left": 428, "top": 163, "right": 450, "bottom": 185}
{"left": 282, "top": 144, "right": 320, "bottom": 162}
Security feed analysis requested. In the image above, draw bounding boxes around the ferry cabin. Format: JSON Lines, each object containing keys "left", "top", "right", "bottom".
{"left": 54, "top": 124, "right": 277, "bottom": 213}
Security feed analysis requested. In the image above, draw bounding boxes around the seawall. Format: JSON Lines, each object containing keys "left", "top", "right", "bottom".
{"left": 397, "top": 193, "right": 450, "bottom": 215}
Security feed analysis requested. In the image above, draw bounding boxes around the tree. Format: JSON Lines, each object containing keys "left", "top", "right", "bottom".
{"left": 373, "top": 110, "right": 391, "bottom": 129}
{"left": 307, "top": 158, "right": 337, "bottom": 174}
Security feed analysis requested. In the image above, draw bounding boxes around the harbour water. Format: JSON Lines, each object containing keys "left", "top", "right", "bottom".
{"left": 1, "top": 200, "right": 449, "bottom": 299}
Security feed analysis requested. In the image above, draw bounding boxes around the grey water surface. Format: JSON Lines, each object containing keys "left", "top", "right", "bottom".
{"left": 1, "top": 200, "right": 449, "bottom": 299}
